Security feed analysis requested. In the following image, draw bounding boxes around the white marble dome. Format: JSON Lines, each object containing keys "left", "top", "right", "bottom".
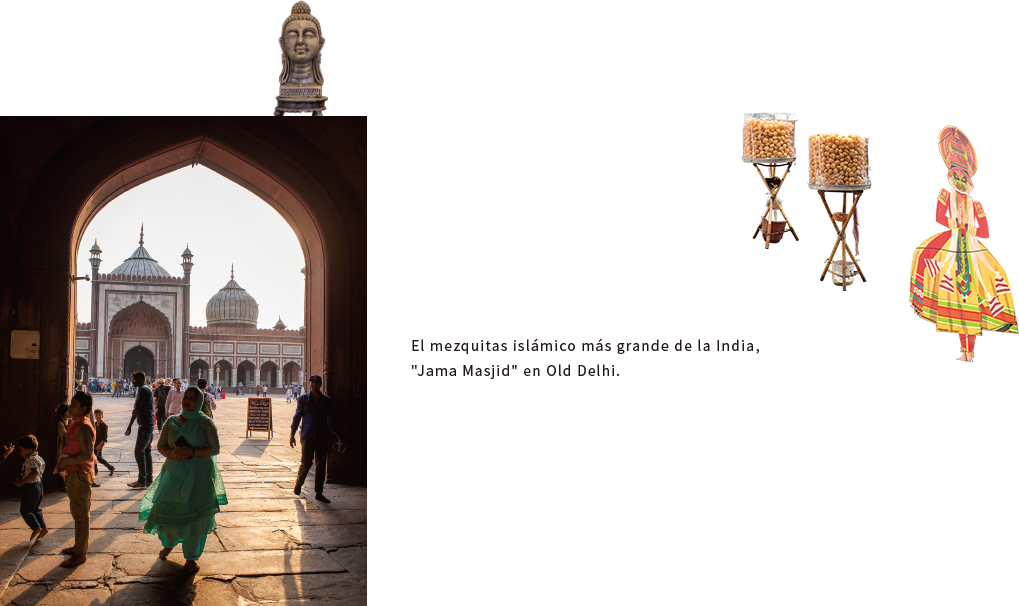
{"left": 206, "top": 267, "right": 258, "bottom": 327}
{"left": 109, "top": 227, "right": 173, "bottom": 278}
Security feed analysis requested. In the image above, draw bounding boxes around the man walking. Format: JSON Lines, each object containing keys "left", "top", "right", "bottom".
{"left": 154, "top": 378, "right": 170, "bottom": 431}
{"left": 166, "top": 379, "right": 184, "bottom": 417}
{"left": 124, "top": 372, "right": 155, "bottom": 488}
{"left": 196, "top": 378, "right": 215, "bottom": 418}
{"left": 289, "top": 375, "right": 345, "bottom": 503}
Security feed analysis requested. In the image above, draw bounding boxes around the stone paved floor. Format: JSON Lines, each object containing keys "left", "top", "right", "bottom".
{"left": 0, "top": 393, "right": 366, "bottom": 605}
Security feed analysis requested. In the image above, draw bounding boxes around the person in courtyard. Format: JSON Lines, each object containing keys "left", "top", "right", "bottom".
{"left": 286, "top": 385, "right": 293, "bottom": 403}
{"left": 93, "top": 409, "right": 115, "bottom": 480}
{"left": 166, "top": 378, "right": 184, "bottom": 418}
{"left": 154, "top": 378, "right": 170, "bottom": 431}
{"left": 125, "top": 372, "right": 155, "bottom": 488}
{"left": 52, "top": 403, "right": 70, "bottom": 490}
{"left": 196, "top": 378, "right": 216, "bottom": 418}
{"left": 56, "top": 391, "right": 97, "bottom": 567}
{"left": 140, "top": 386, "right": 227, "bottom": 574}
{"left": 289, "top": 375, "right": 345, "bottom": 503}
{"left": 0, "top": 435, "right": 48, "bottom": 541}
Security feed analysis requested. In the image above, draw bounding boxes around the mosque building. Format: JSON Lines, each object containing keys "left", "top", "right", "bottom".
{"left": 74, "top": 226, "right": 306, "bottom": 389}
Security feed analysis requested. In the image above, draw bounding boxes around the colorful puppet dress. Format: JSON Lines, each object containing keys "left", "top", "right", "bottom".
{"left": 910, "top": 188, "right": 1017, "bottom": 336}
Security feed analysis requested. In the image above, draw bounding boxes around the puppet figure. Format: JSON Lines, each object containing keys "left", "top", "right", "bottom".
{"left": 910, "top": 126, "right": 1017, "bottom": 361}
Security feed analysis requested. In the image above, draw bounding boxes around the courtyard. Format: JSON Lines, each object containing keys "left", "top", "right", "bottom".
{"left": 0, "top": 392, "right": 367, "bottom": 605}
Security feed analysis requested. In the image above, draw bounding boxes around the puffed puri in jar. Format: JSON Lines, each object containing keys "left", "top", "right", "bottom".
{"left": 808, "top": 133, "right": 870, "bottom": 186}
{"left": 743, "top": 119, "right": 795, "bottom": 159}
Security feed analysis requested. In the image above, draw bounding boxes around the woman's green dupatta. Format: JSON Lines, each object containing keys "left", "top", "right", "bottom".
{"left": 140, "top": 391, "right": 228, "bottom": 526}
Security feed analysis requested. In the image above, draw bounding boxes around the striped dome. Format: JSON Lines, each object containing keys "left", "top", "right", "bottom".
{"left": 109, "top": 225, "right": 173, "bottom": 278}
{"left": 206, "top": 267, "right": 258, "bottom": 327}
{"left": 109, "top": 245, "right": 173, "bottom": 278}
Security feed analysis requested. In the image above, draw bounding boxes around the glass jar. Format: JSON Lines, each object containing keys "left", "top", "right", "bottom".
{"left": 743, "top": 113, "right": 796, "bottom": 161}
{"left": 808, "top": 133, "right": 870, "bottom": 187}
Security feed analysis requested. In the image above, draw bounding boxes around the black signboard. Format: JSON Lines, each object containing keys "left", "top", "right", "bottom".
{"left": 246, "top": 397, "right": 273, "bottom": 438}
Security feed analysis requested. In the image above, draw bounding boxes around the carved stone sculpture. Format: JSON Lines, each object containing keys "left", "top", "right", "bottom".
{"left": 275, "top": 2, "right": 328, "bottom": 116}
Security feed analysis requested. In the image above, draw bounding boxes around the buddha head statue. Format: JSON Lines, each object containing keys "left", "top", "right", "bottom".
{"left": 279, "top": 2, "right": 325, "bottom": 86}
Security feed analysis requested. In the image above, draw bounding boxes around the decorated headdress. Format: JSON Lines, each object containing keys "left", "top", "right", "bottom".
{"left": 939, "top": 125, "right": 977, "bottom": 175}
{"left": 279, "top": 2, "right": 325, "bottom": 85}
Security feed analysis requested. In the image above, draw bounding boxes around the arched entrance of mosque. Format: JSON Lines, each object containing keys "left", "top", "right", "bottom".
{"left": 124, "top": 346, "right": 155, "bottom": 380}
{"left": 283, "top": 361, "right": 300, "bottom": 385}
{"left": 237, "top": 360, "right": 256, "bottom": 388}
{"left": 260, "top": 360, "right": 279, "bottom": 387}
{"left": 214, "top": 360, "right": 233, "bottom": 388}
{"left": 108, "top": 300, "right": 172, "bottom": 381}
{"left": 189, "top": 359, "right": 211, "bottom": 385}
{"left": 9, "top": 118, "right": 366, "bottom": 482}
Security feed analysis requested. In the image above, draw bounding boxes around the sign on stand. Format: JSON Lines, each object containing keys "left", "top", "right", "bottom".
{"left": 246, "top": 398, "right": 273, "bottom": 438}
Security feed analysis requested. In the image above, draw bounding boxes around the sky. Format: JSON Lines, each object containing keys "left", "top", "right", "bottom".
{"left": 75, "top": 166, "right": 306, "bottom": 330}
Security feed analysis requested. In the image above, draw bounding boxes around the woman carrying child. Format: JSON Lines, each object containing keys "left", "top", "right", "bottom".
{"left": 139, "top": 386, "right": 227, "bottom": 573}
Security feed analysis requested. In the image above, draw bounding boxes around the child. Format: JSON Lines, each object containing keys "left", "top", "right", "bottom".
{"left": 52, "top": 404, "right": 70, "bottom": 488}
{"left": 56, "top": 391, "right": 97, "bottom": 568}
{"left": 0, "top": 435, "right": 49, "bottom": 541}
{"left": 93, "top": 409, "right": 115, "bottom": 483}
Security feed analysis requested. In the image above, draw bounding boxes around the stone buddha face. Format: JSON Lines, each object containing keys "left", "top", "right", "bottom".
{"left": 283, "top": 19, "right": 322, "bottom": 65}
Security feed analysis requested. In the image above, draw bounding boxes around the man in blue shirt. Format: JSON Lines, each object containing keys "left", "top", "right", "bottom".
{"left": 124, "top": 371, "right": 155, "bottom": 488}
{"left": 289, "top": 375, "right": 344, "bottom": 503}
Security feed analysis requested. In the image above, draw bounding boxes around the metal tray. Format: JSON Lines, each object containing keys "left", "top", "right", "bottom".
{"left": 808, "top": 182, "right": 871, "bottom": 192}
{"left": 742, "top": 156, "right": 796, "bottom": 165}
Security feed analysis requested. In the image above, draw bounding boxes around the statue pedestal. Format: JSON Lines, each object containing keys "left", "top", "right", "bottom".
{"left": 275, "top": 84, "right": 327, "bottom": 116}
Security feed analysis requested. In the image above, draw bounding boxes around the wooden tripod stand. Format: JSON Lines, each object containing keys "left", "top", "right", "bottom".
{"left": 750, "top": 161, "right": 799, "bottom": 249}
{"left": 813, "top": 186, "right": 869, "bottom": 291}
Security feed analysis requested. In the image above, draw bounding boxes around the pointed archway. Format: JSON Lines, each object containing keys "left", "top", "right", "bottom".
{"left": 108, "top": 300, "right": 172, "bottom": 381}
{"left": 123, "top": 345, "right": 155, "bottom": 381}
{"left": 4, "top": 118, "right": 366, "bottom": 483}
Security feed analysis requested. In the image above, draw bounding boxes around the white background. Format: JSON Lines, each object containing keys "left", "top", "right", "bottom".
{"left": 7, "top": 0, "right": 1019, "bottom": 604}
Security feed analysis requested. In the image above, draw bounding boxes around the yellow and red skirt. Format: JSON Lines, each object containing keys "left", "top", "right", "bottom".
{"left": 910, "top": 229, "right": 1017, "bottom": 335}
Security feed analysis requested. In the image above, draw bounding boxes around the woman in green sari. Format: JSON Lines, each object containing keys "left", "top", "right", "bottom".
{"left": 140, "top": 386, "right": 227, "bottom": 573}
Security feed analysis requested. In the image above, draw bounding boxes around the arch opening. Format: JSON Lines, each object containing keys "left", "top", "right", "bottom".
{"left": 109, "top": 302, "right": 171, "bottom": 381}
{"left": 124, "top": 345, "right": 155, "bottom": 381}
{"left": 260, "top": 360, "right": 279, "bottom": 388}
{"left": 75, "top": 356, "right": 89, "bottom": 383}
{"left": 283, "top": 361, "right": 301, "bottom": 385}
{"left": 7, "top": 118, "right": 365, "bottom": 483}
{"left": 214, "top": 359, "right": 233, "bottom": 388}
{"left": 237, "top": 360, "right": 256, "bottom": 388}
{"left": 189, "top": 359, "right": 211, "bottom": 385}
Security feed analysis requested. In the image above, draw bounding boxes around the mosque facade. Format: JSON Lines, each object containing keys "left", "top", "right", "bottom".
{"left": 74, "top": 227, "right": 305, "bottom": 389}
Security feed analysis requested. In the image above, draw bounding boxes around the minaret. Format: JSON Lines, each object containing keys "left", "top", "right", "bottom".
{"left": 89, "top": 240, "right": 102, "bottom": 378}
{"left": 181, "top": 244, "right": 194, "bottom": 280}
{"left": 88, "top": 239, "right": 102, "bottom": 279}
{"left": 181, "top": 244, "right": 194, "bottom": 380}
